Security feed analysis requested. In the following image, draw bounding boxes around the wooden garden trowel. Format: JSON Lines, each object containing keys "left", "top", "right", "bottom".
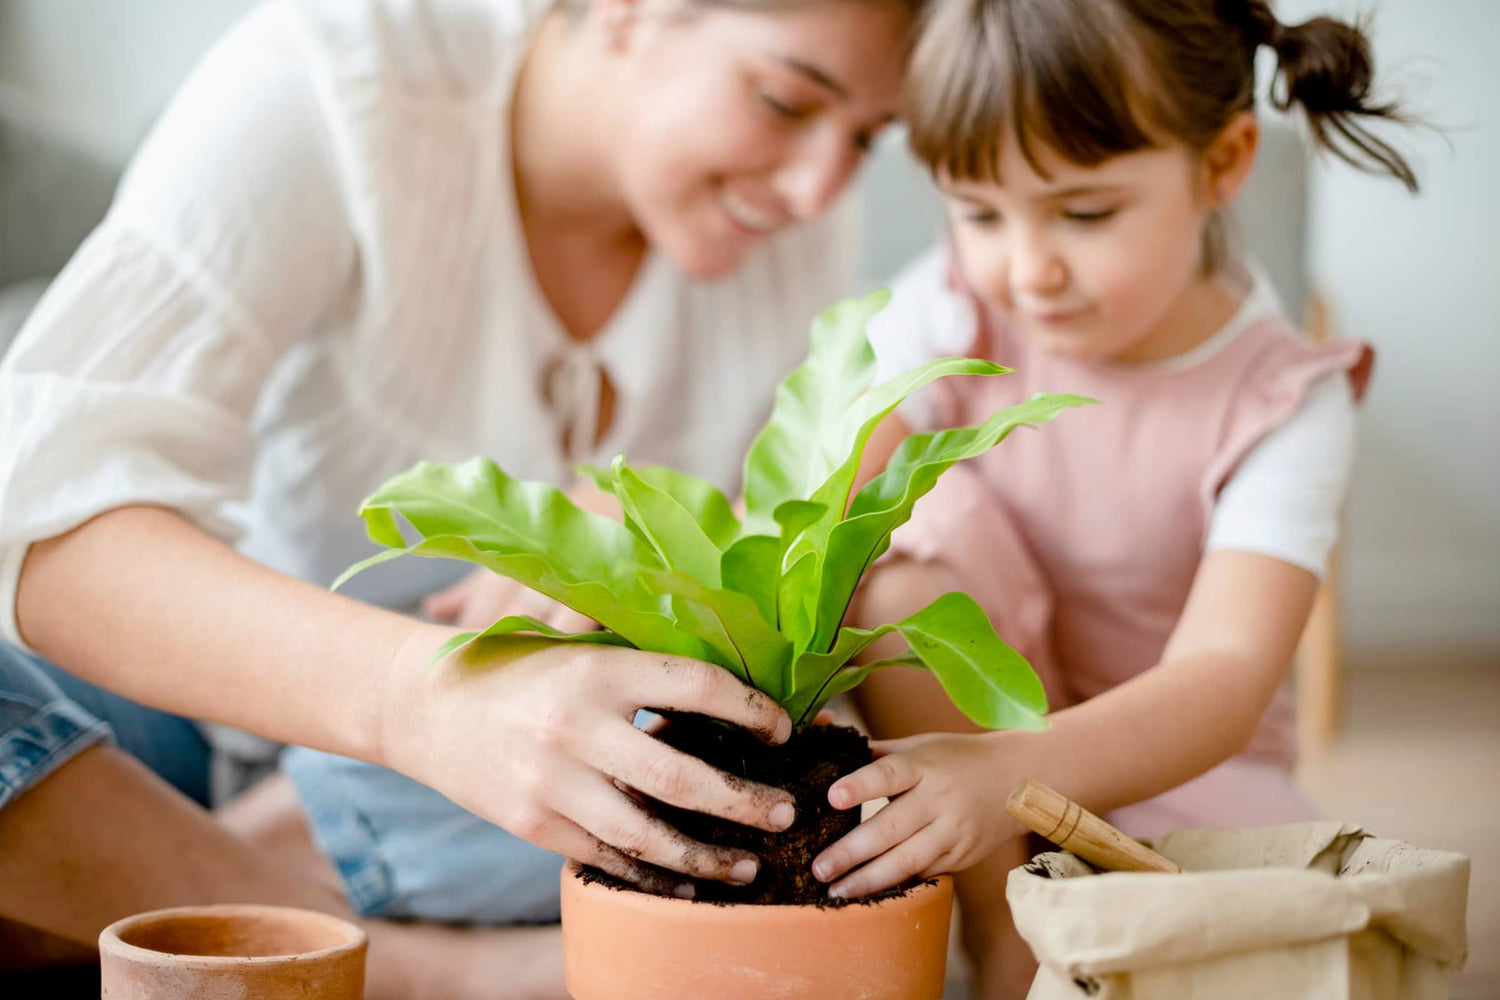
{"left": 1006, "top": 779, "right": 1180, "bottom": 873}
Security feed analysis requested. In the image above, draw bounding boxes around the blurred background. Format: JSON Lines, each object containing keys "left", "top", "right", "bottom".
{"left": 1, "top": 0, "right": 1495, "bottom": 994}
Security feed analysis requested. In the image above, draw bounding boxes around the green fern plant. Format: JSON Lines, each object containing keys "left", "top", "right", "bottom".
{"left": 336, "top": 291, "right": 1093, "bottom": 731}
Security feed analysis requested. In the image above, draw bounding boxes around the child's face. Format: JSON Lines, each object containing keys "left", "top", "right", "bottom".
{"left": 610, "top": 0, "right": 909, "bottom": 279}
{"left": 940, "top": 136, "right": 1220, "bottom": 364}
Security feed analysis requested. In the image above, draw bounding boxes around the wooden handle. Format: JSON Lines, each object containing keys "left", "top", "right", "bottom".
{"left": 1005, "top": 779, "right": 1180, "bottom": 874}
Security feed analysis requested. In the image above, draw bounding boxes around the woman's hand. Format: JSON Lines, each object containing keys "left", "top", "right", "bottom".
{"left": 810, "top": 731, "right": 1021, "bottom": 898}
{"left": 383, "top": 623, "right": 800, "bottom": 897}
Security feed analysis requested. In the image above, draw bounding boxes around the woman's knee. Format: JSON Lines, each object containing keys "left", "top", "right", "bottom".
{"left": 0, "top": 644, "right": 112, "bottom": 812}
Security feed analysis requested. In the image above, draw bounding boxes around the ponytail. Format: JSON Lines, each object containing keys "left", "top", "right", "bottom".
{"left": 1232, "top": 1, "right": 1418, "bottom": 191}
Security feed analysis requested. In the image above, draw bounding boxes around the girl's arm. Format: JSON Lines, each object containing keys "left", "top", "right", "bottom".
{"left": 18, "top": 507, "right": 796, "bottom": 893}
{"left": 813, "top": 549, "right": 1317, "bottom": 896}
{"left": 998, "top": 549, "right": 1317, "bottom": 811}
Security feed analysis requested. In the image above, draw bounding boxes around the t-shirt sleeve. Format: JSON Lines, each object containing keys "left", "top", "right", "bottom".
{"left": 866, "top": 246, "right": 976, "bottom": 431}
{"left": 0, "top": 1, "right": 356, "bottom": 648}
{"left": 1205, "top": 372, "right": 1356, "bottom": 577}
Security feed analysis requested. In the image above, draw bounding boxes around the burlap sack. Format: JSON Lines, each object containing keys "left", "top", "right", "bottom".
{"left": 1007, "top": 822, "right": 1469, "bottom": 999}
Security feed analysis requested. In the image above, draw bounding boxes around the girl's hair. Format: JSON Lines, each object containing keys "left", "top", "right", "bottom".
{"left": 563, "top": 0, "right": 929, "bottom": 19}
{"left": 906, "top": 0, "right": 1417, "bottom": 190}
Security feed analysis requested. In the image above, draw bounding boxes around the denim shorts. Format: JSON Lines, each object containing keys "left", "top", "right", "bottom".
{"left": 0, "top": 643, "right": 211, "bottom": 810}
{"left": 282, "top": 747, "right": 566, "bottom": 925}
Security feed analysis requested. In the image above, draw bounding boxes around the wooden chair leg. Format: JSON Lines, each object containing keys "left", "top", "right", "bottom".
{"left": 1298, "top": 546, "right": 1344, "bottom": 756}
{"left": 1297, "top": 290, "right": 1344, "bottom": 758}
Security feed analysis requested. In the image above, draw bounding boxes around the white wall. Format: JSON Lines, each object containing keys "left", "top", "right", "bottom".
{"left": 1276, "top": 0, "right": 1500, "bottom": 654}
{"left": 3, "top": 0, "right": 1496, "bottom": 656}
{"left": 0, "top": 0, "right": 256, "bottom": 161}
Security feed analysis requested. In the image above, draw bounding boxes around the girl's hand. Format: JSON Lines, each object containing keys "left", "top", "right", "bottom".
{"left": 384, "top": 623, "right": 799, "bottom": 897}
{"left": 811, "top": 732, "right": 1020, "bottom": 898}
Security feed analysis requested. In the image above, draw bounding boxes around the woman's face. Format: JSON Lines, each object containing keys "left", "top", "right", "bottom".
{"left": 607, "top": 0, "right": 910, "bottom": 279}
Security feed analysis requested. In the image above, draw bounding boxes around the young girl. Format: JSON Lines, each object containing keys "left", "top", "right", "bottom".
{"left": 813, "top": 0, "right": 1415, "bottom": 995}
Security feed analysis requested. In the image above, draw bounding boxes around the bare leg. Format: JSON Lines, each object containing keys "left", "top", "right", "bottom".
{"left": 221, "top": 772, "right": 569, "bottom": 1000}
{"left": 851, "top": 559, "right": 1039, "bottom": 1000}
{"left": 0, "top": 744, "right": 348, "bottom": 952}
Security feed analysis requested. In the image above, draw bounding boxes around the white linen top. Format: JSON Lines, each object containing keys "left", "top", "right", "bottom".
{"left": 868, "top": 248, "right": 1355, "bottom": 578}
{"left": 0, "top": 0, "right": 858, "bottom": 649}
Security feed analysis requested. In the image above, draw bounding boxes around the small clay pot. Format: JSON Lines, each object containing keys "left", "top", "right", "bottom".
{"left": 561, "top": 861, "right": 953, "bottom": 1000}
{"left": 99, "top": 904, "right": 366, "bottom": 999}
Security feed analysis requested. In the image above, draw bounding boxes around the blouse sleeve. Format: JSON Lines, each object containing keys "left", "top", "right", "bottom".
{"left": 0, "top": 1, "right": 356, "bottom": 648}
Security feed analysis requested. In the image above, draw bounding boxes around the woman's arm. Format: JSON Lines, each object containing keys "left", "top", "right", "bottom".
{"left": 18, "top": 506, "right": 797, "bottom": 891}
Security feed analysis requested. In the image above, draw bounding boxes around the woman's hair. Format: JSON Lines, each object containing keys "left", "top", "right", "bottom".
{"left": 906, "top": 0, "right": 1417, "bottom": 190}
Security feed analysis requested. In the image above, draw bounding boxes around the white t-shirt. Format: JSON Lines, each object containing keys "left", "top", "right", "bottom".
{"left": 0, "top": 0, "right": 857, "bottom": 648}
{"left": 867, "top": 249, "right": 1355, "bottom": 578}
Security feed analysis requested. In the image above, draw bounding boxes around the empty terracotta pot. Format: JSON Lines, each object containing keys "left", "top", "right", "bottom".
{"left": 561, "top": 861, "right": 953, "bottom": 1000}
{"left": 99, "top": 903, "right": 366, "bottom": 999}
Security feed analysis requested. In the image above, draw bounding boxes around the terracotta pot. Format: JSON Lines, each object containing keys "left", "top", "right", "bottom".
{"left": 561, "top": 861, "right": 953, "bottom": 999}
{"left": 99, "top": 904, "right": 366, "bottom": 999}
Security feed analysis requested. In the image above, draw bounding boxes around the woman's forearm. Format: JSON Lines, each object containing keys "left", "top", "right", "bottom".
{"left": 15, "top": 505, "right": 432, "bottom": 767}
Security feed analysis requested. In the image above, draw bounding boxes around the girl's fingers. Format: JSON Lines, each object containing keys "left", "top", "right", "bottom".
{"left": 811, "top": 794, "right": 929, "bottom": 883}
{"left": 588, "top": 724, "right": 796, "bottom": 833}
{"left": 561, "top": 771, "right": 763, "bottom": 885}
{"left": 826, "top": 822, "right": 948, "bottom": 900}
{"left": 827, "top": 753, "right": 919, "bottom": 810}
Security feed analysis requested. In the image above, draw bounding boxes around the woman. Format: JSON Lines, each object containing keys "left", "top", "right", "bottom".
{"left": 0, "top": 0, "right": 918, "bottom": 992}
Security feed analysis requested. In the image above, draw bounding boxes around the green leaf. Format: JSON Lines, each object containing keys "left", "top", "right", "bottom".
{"left": 361, "top": 531, "right": 708, "bottom": 659}
{"left": 582, "top": 463, "right": 739, "bottom": 549}
{"left": 721, "top": 534, "right": 781, "bottom": 628}
{"left": 790, "top": 355, "right": 1012, "bottom": 560}
{"left": 611, "top": 456, "right": 724, "bottom": 587}
{"left": 338, "top": 459, "right": 715, "bottom": 657}
{"left": 741, "top": 292, "right": 890, "bottom": 536}
{"left": 810, "top": 650, "right": 926, "bottom": 720}
{"left": 783, "top": 622, "right": 898, "bottom": 723}
{"left": 791, "top": 591, "right": 1049, "bottom": 731}
{"left": 643, "top": 569, "right": 793, "bottom": 698}
{"left": 432, "top": 615, "right": 632, "bottom": 664}
{"left": 776, "top": 551, "right": 819, "bottom": 657}
{"left": 890, "top": 592, "right": 1049, "bottom": 731}
{"left": 809, "top": 393, "right": 1096, "bottom": 652}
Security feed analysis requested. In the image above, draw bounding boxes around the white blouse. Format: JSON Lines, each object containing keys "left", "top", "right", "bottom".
{"left": 0, "top": 0, "right": 857, "bottom": 648}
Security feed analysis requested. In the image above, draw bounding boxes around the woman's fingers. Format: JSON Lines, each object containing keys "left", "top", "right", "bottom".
{"left": 811, "top": 793, "right": 929, "bottom": 883}
{"left": 531, "top": 809, "right": 695, "bottom": 898}
{"left": 827, "top": 752, "right": 919, "bottom": 810}
{"left": 590, "top": 724, "right": 796, "bottom": 832}
{"left": 608, "top": 655, "right": 790, "bottom": 746}
{"left": 559, "top": 770, "right": 762, "bottom": 885}
{"left": 826, "top": 821, "right": 948, "bottom": 899}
